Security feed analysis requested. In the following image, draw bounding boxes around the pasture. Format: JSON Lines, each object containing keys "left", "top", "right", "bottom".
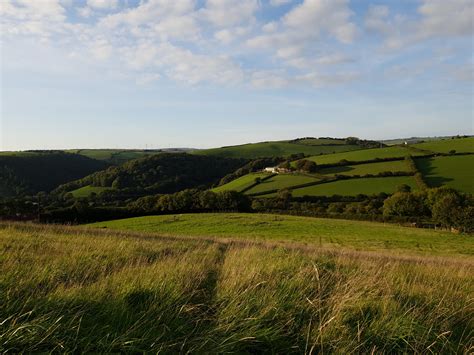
{"left": 317, "top": 160, "right": 410, "bottom": 176}
{"left": 194, "top": 141, "right": 361, "bottom": 159}
{"left": 302, "top": 146, "right": 425, "bottom": 165}
{"left": 416, "top": 155, "right": 474, "bottom": 194}
{"left": 412, "top": 137, "right": 474, "bottom": 153}
{"left": 245, "top": 174, "right": 320, "bottom": 194}
{"left": 211, "top": 173, "right": 270, "bottom": 193}
{"left": 90, "top": 213, "right": 472, "bottom": 255}
{"left": 288, "top": 177, "right": 418, "bottom": 197}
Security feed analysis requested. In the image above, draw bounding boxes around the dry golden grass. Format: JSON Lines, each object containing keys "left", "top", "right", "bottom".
{"left": 1, "top": 222, "right": 473, "bottom": 353}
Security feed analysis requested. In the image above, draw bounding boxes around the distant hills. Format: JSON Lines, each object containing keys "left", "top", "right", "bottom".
{"left": 1, "top": 136, "right": 472, "bottom": 198}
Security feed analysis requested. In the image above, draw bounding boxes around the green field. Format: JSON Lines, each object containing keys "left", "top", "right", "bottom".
{"left": 416, "top": 155, "right": 474, "bottom": 194}
{"left": 70, "top": 185, "right": 112, "bottom": 197}
{"left": 66, "top": 149, "right": 164, "bottom": 164}
{"left": 286, "top": 177, "right": 418, "bottom": 197}
{"left": 211, "top": 173, "right": 270, "bottom": 193}
{"left": 412, "top": 137, "right": 474, "bottom": 153}
{"left": 2, "top": 222, "right": 472, "bottom": 352}
{"left": 292, "top": 138, "right": 348, "bottom": 145}
{"left": 91, "top": 213, "right": 471, "bottom": 255}
{"left": 194, "top": 141, "right": 362, "bottom": 159}
{"left": 318, "top": 160, "right": 410, "bottom": 176}
{"left": 245, "top": 174, "right": 320, "bottom": 194}
{"left": 302, "top": 146, "right": 426, "bottom": 165}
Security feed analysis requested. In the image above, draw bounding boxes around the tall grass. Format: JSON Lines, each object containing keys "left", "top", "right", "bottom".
{"left": 1, "top": 222, "right": 473, "bottom": 353}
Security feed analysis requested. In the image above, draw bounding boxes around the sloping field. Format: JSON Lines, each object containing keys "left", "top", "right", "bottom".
{"left": 211, "top": 173, "right": 270, "bottom": 193}
{"left": 288, "top": 176, "right": 418, "bottom": 197}
{"left": 70, "top": 185, "right": 111, "bottom": 197}
{"left": 91, "top": 213, "right": 472, "bottom": 255}
{"left": 66, "top": 149, "right": 163, "bottom": 164}
{"left": 293, "top": 138, "right": 348, "bottom": 145}
{"left": 194, "top": 141, "right": 361, "bottom": 159}
{"left": 416, "top": 155, "right": 474, "bottom": 194}
{"left": 2, "top": 222, "right": 473, "bottom": 352}
{"left": 318, "top": 160, "right": 411, "bottom": 176}
{"left": 412, "top": 137, "right": 474, "bottom": 153}
{"left": 245, "top": 174, "right": 320, "bottom": 194}
{"left": 303, "top": 146, "right": 426, "bottom": 165}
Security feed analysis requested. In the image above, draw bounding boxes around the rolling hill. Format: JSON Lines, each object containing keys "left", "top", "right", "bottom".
{"left": 194, "top": 137, "right": 380, "bottom": 159}
{"left": 0, "top": 152, "right": 109, "bottom": 197}
{"left": 55, "top": 153, "right": 246, "bottom": 197}
{"left": 411, "top": 136, "right": 474, "bottom": 153}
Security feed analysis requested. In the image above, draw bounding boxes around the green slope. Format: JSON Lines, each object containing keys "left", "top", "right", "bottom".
{"left": 245, "top": 174, "right": 320, "bottom": 194}
{"left": 286, "top": 176, "right": 418, "bottom": 197}
{"left": 302, "top": 146, "right": 426, "bottom": 165}
{"left": 211, "top": 172, "right": 270, "bottom": 193}
{"left": 70, "top": 185, "right": 112, "bottom": 198}
{"left": 89, "top": 213, "right": 472, "bottom": 255}
{"left": 412, "top": 137, "right": 474, "bottom": 153}
{"left": 194, "top": 141, "right": 362, "bottom": 159}
{"left": 416, "top": 155, "right": 474, "bottom": 194}
{"left": 318, "top": 160, "right": 411, "bottom": 176}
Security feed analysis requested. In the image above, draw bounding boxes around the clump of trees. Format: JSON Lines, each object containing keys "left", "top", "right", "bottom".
{"left": 55, "top": 154, "right": 246, "bottom": 196}
{"left": 295, "top": 159, "right": 318, "bottom": 173}
{"left": 383, "top": 187, "right": 473, "bottom": 232}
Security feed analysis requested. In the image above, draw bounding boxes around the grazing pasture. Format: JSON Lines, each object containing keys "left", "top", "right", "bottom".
{"left": 245, "top": 174, "right": 320, "bottom": 194}
{"left": 194, "top": 141, "right": 361, "bottom": 159}
{"left": 412, "top": 137, "right": 474, "bottom": 153}
{"left": 416, "top": 155, "right": 474, "bottom": 194}
{"left": 287, "top": 177, "right": 418, "bottom": 197}
{"left": 1, "top": 222, "right": 472, "bottom": 352}
{"left": 90, "top": 213, "right": 472, "bottom": 255}
{"left": 318, "top": 160, "right": 411, "bottom": 176}
{"left": 211, "top": 173, "right": 270, "bottom": 193}
{"left": 302, "top": 146, "right": 426, "bottom": 165}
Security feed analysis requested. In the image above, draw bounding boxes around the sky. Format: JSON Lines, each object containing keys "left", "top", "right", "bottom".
{"left": 0, "top": 0, "right": 473, "bottom": 150}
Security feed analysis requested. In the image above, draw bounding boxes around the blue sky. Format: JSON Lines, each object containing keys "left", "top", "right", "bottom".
{"left": 1, "top": 0, "right": 472, "bottom": 150}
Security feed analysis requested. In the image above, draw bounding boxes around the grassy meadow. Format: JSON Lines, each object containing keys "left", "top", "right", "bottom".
{"left": 317, "top": 160, "right": 411, "bottom": 176}
{"left": 1, "top": 222, "right": 473, "bottom": 353}
{"left": 416, "top": 155, "right": 474, "bottom": 194}
{"left": 194, "top": 141, "right": 361, "bottom": 159}
{"left": 211, "top": 173, "right": 270, "bottom": 193}
{"left": 288, "top": 176, "right": 418, "bottom": 198}
{"left": 91, "top": 213, "right": 472, "bottom": 256}
{"left": 302, "top": 146, "right": 425, "bottom": 165}
{"left": 245, "top": 174, "right": 320, "bottom": 194}
{"left": 412, "top": 137, "right": 474, "bottom": 153}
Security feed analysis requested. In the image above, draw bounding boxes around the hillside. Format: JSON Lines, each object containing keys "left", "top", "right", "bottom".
{"left": 215, "top": 138, "right": 473, "bottom": 196}
{"left": 2, "top": 221, "right": 472, "bottom": 352}
{"left": 412, "top": 136, "right": 474, "bottom": 153}
{"left": 55, "top": 153, "right": 246, "bottom": 197}
{"left": 194, "top": 137, "right": 381, "bottom": 159}
{"left": 0, "top": 152, "right": 108, "bottom": 197}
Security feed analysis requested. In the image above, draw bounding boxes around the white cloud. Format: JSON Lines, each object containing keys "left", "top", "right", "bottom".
{"left": 77, "top": 6, "right": 93, "bottom": 18}
{"left": 247, "top": 0, "right": 357, "bottom": 63}
{"left": 282, "top": 0, "right": 356, "bottom": 44}
{"left": 365, "top": 0, "right": 473, "bottom": 50}
{"left": 201, "top": 0, "right": 258, "bottom": 27}
{"left": 418, "top": 0, "right": 473, "bottom": 37}
{"left": 0, "top": 0, "right": 67, "bottom": 37}
{"left": 87, "top": 0, "right": 118, "bottom": 9}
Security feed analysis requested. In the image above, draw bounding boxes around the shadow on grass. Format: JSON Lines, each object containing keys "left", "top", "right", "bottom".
{"left": 415, "top": 158, "right": 453, "bottom": 187}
